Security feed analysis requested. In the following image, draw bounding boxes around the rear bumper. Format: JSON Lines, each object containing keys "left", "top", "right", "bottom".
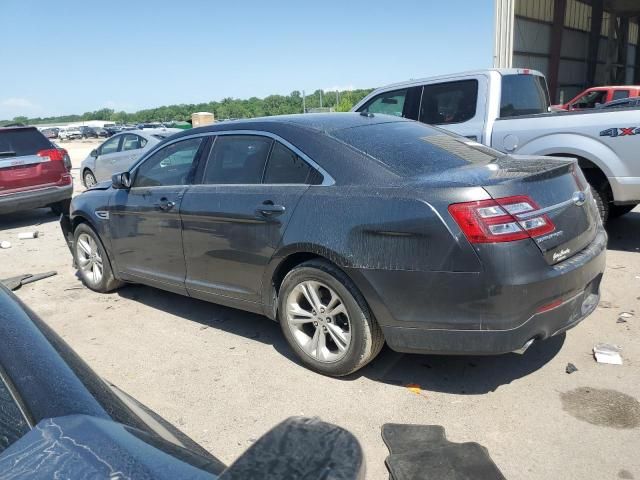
{"left": 348, "top": 227, "right": 607, "bottom": 355}
{"left": 609, "top": 176, "right": 640, "bottom": 204}
{"left": 0, "top": 183, "right": 73, "bottom": 215}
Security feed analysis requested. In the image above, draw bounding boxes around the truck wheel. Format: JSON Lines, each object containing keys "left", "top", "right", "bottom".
{"left": 609, "top": 204, "right": 637, "bottom": 219}
{"left": 591, "top": 187, "right": 609, "bottom": 224}
{"left": 50, "top": 199, "right": 71, "bottom": 215}
{"left": 278, "top": 259, "right": 384, "bottom": 376}
{"left": 73, "top": 223, "right": 123, "bottom": 293}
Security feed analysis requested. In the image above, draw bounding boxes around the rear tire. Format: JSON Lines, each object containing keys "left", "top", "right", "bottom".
{"left": 278, "top": 259, "right": 384, "bottom": 376}
{"left": 50, "top": 199, "right": 71, "bottom": 215}
{"left": 73, "top": 223, "right": 123, "bottom": 293}
{"left": 609, "top": 203, "right": 637, "bottom": 219}
{"left": 590, "top": 187, "right": 609, "bottom": 224}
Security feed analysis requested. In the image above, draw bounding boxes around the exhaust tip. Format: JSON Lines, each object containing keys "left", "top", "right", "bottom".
{"left": 512, "top": 338, "right": 535, "bottom": 355}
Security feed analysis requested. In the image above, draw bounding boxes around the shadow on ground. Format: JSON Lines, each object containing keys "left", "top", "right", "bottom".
{"left": 607, "top": 210, "right": 640, "bottom": 253}
{"left": 117, "top": 284, "right": 565, "bottom": 394}
{"left": 0, "top": 208, "right": 59, "bottom": 230}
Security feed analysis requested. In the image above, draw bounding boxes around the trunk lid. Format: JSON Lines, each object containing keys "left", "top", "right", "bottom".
{"left": 0, "top": 127, "right": 68, "bottom": 195}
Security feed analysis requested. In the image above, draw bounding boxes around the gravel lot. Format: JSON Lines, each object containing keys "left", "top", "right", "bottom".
{"left": 1, "top": 138, "right": 639, "bottom": 479}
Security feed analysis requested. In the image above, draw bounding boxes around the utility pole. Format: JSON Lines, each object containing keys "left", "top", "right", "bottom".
{"left": 336, "top": 90, "right": 339, "bottom": 108}
{"left": 302, "top": 90, "right": 306, "bottom": 113}
{"left": 320, "top": 90, "right": 323, "bottom": 108}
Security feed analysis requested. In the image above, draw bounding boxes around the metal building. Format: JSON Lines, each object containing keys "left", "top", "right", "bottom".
{"left": 494, "top": 0, "right": 640, "bottom": 103}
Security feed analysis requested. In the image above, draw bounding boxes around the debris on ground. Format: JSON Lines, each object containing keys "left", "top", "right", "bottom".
{"left": 1, "top": 271, "right": 57, "bottom": 291}
{"left": 593, "top": 343, "right": 623, "bottom": 365}
{"left": 0, "top": 241, "right": 11, "bottom": 249}
{"left": 17, "top": 231, "right": 39, "bottom": 239}
{"left": 617, "top": 312, "right": 634, "bottom": 323}
{"left": 566, "top": 363, "right": 578, "bottom": 374}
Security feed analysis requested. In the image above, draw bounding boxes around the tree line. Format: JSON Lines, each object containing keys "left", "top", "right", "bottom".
{"left": 1, "top": 88, "right": 373, "bottom": 126}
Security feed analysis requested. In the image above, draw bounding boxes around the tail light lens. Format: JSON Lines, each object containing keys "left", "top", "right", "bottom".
{"left": 449, "top": 195, "right": 555, "bottom": 243}
{"left": 38, "top": 148, "right": 72, "bottom": 172}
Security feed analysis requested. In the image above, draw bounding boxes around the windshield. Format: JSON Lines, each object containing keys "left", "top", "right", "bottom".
{"left": 500, "top": 74, "right": 550, "bottom": 117}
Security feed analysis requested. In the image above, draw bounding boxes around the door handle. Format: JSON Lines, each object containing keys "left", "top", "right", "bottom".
{"left": 156, "top": 198, "right": 176, "bottom": 211}
{"left": 257, "top": 201, "right": 285, "bottom": 216}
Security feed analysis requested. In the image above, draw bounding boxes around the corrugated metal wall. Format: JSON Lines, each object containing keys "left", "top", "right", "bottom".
{"left": 509, "top": 0, "right": 639, "bottom": 103}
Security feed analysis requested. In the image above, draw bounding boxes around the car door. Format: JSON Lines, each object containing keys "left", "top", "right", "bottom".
{"left": 93, "top": 135, "right": 123, "bottom": 182}
{"left": 115, "top": 133, "right": 148, "bottom": 173}
{"left": 181, "top": 133, "right": 322, "bottom": 306}
{"left": 108, "top": 136, "right": 206, "bottom": 294}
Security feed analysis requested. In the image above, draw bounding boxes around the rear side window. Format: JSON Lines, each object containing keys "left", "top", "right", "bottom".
{"left": 0, "top": 128, "right": 52, "bottom": 157}
{"left": 500, "top": 74, "right": 550, "bottom": 117}
{"left": 264, "top": 142, "right": 322, "bottom": 184}
{"left": 0, "top": 375, "right": 30, "bottom": 454}
{"left": 121, "top": 134, "right": 147, "bottom": 151}
{"left": 203, "top": 135, "right": 272, "bottom": 184}
{"left": 332, "top": 121, "right": 499, "bottom": 177}
{"left": 360, "top": 89, "right": 407, "bottom": 117}
{"left": 612, "top": 90, "right": 630, "bottom": 101}
{"left": 419, "top": 80, "right": 478, "bottom": 125}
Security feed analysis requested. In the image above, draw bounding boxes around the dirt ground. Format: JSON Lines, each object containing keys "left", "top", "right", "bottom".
{"left": 1, "top": 139, "right": 639, "bottom": 479}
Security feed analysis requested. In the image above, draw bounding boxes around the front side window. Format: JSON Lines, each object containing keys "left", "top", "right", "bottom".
{"left": 572, "top": 90, "right": 607, "bottom": 109}
{"left": 133, "top": 137, "right": 203, "bottom": 187}
{"left": 264, "top": 142, "right": 322, "bottom": 184}
{"left": 100, "top": 136, "right": 121, "bottom": 155}
{"left": 420, "top": 80, "right": 478, "bottom": 124}
{"left": 121, "top": 134, "right": 147, "bottom": 151}
{"left": 203, "top": 135, "right": 272, "bottom": 184}
{"left": 0, "top": 375, "right": 30, "bottom": 454}
{"left": 612, "top": 90, "right": 630, "bottom": 101}
{"left": 360, "top": 89, "right": 407, "bottom": 117}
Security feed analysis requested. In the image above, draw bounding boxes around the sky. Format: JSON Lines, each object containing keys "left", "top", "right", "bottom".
{"left": 0, "top": 0, "right": 494, "bottom": 120}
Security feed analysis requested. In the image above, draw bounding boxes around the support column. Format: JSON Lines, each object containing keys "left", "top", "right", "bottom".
{"left": 587, "top": 0, "right": 604, "bottom": 86}
{"left": 548, "top": 0, "right": 567, "bottom": 103}
{"left": 616, "top": 17, "right": 629, "bottom": 83}
{"left": 493, "top": 0, "right": 515, "bottom": 68}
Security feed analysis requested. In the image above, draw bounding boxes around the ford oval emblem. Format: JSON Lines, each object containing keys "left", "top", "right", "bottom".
{"left": 572, "top": 191, "right": 586, "bottom": 206}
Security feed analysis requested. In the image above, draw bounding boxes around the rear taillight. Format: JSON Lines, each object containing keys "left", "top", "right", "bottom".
{"left": 449, "top": 195, "right": 555, "bottom": 243}
{"left": 38, "top": 148, "right": 72, "bottom": 171}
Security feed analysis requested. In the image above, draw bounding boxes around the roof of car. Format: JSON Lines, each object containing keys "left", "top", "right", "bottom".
{"left": 189, "top": 112, "right": 410, "bottom": 135}
{"left": 114, "top": 127, "right": 181, "bottom": 139}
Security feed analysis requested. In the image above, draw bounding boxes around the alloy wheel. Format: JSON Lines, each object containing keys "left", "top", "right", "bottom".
{"left": 84, "top": 171, "right": 97, "bottom": 188}
{"left": 285, "top": 280, "right": 351, "bottom": 362}
{"left": 76, "top": 233, "right": 104, "bottom": 286}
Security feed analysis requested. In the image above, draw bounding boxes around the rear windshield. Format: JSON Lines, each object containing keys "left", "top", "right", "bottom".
{"left": 332, "top": 121, "right": 501, "bottom": 176}
{"left": 500, "top": 74, "right": 550, "bottom": 117}
{"left": 0, "top": 128, "right": 52, "bottom": 157}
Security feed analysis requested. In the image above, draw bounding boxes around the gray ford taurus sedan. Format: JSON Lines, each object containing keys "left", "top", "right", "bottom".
{"left": 61, "top": 113, "right": 606, "bottom": 376}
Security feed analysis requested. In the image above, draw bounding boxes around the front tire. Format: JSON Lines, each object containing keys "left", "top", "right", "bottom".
{"left": 73, "top": 223, "right": 123, "bottom": 292}
{"left": 278, "top": 260, "right": 384, "bottom": 376}
{"left": 83, "top": 169, "right": 97, "bottom": 188}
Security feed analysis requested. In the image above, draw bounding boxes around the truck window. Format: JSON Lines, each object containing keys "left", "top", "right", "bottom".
{"left": 500, "top": 74, "right": 550, "bottom": 117}
{"left": 612, "top": 90, "right": 630, "bottom": 101}
{"left": 418, "top": 80, "right": 478, "bottom": 125}
{"left": 571, "top": 90, "right": 606, "bottom": 109}
{"left": 358, "top": 87, "right": 421, "bottom": 120}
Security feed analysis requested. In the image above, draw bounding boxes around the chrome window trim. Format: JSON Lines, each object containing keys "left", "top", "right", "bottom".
{"left": 130, "top": 130, "right": 334, "bottom": 187}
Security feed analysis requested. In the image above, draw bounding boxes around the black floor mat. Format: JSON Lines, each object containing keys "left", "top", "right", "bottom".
{"left": 382, "top": 424, "right": 505, "bottom": 480}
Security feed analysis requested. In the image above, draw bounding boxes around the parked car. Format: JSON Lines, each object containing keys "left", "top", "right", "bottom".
{"left": 0, "top": 283, "right": 363, "bottom": 479}
{"left": 138, "top": 122, "right": 163, "bottom": 129}
{"left": 597, "top": 97, "right": 640, "bottom": 109}
{"left": 78, "top": 125, "right": 98, "bottom": 139}
{"left": 104, "top": 125, "right": 121, "bottom": 136}
{"left": 40, "top": 127, "right": 59, "bottom": 139}
{"left": 0, "top": 126, "right": 72, "bottom": 215}
{"left": 80, "top": 128, "right": 180, "bottom": 187}
{"left": 552, "top": 85, "right": 640, "bottom": 111}
{"left": 353, "top": 69, "right": 640, "bottom": 222}
{"left": 58, "top": 126, "right": 83, "bottom": 140}
{"left": 61, "top": 114, "right": 606, "bottom": 376}
{"left": 93, "top": 126, "right": 110, "bottom": 138}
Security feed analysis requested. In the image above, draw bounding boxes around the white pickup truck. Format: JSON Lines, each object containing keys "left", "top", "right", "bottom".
{"left": 353, "top": 68, "right": 640, "bottom": 222}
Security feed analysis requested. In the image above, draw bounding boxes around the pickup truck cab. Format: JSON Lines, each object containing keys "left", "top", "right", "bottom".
{"left": 553, "top": 85, "right": 640, "bottom": 111}
{"left": 353, "top": 68, "right": 640, "bottom": 221}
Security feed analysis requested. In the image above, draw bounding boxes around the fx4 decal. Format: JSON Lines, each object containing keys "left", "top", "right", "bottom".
{"left": 600, "top": 127, "right": 640, "bottom": 137}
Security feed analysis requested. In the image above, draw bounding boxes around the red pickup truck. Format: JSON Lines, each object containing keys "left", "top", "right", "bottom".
{"left": 0, "top": 126, "right": 73, "bottom": 215}
{"left": 553, "top": 85, "right": 640, "bottom": 110}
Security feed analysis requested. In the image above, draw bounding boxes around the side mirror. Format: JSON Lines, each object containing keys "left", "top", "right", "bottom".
{"left": 112, "top": 171, "right": 132, "bottom": 189}
{"left": 90, "top": 149, "right": 98, "bottom": 157}
{"left": 219, "top": 417, "right": 364, "bottom": 480}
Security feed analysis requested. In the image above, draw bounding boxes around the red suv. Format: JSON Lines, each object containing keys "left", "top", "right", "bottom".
{"left": 552, "top": 85, "right": 640, "bottom": 110}
{"left": 0, "top": 126, "right": 73, "bottom": 215}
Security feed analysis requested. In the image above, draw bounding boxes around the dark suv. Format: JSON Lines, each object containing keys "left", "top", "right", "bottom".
{"left": 0, "top": 126, "right": 73, "bottom": 215}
